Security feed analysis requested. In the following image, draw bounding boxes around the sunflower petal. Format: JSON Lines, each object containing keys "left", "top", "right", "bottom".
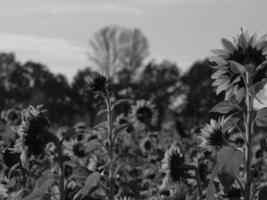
{"left": 249, "top": 33, "right": 257, "bottom": 48}
{"left": 216, "top": 80, "right": 231, "bottom": 95}
{"left": 262, "top": 46, "right": 267, "bottom": 55}
{"left": 211, "top": 49, "right": 230, "bottom": 58}
{"left": 211, "top": 70, "right": 228, "bottom": 79}
{"left": 209, "top": 56, "right": 228, "bottom": 65}
{"left": 229, "top": 60, "right": 245, "bottom": 74}
{"left": 256, "top": 40, "right": 267, "bottom": 51}
{"left": 221, "top": 38, "right": 235, "bottom": 53}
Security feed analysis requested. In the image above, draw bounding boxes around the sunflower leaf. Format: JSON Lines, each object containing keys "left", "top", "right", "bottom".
{"left": 68, "top": 167, "right": 91, "bottom": 181}
{"left": 256, "top": 108, "right": 267, "bottom": 127}
{"left": 206, "top": 163, "right": 219, "bottom": 200}
{"left": 73, "top": 171, "right": 101, "bottom": 200}
{"left": 206, "top": 181, "right": 216, "bottom": 200}
{"left": 111, "top": 99, "right": 131, "bottom": 110}
{"left": 249, "top": 79, "right": 267, "bottom": 97}
{"left": 217, "top": 146, "right": 244, "bottom": 177}
{"left": 21, "top": 171, "right": 55, "bottom": 200}
{"left": 210, "top": 100, "right": 238, "bottom": 114}
{"left": 217, "top": 171, "right": 235, "bottom": 194}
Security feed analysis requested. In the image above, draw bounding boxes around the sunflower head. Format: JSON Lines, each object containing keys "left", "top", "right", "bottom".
{"left": 140, "top": 137, "right": 153, "bottom": 153}
{"left": 199, "top": 117, "right": 229, "bottom": 151}
{"left": 63, "top": 137, "right": 88, "bottom": 159}
{"left": 18, "top": 105, "right": 51, "bottom": 155}
{"left": 162, "top": 143, "right": 188, "bottom": 183}
{"left": 3, "top": 147, "right": 20, "bottom": 168}
{"left": 1, "top": 108, "right": 21, "bottom": 125}
{"left": 130, "top": 100, "right": 157, "bottom": 126}
{"left": 210, "top": 29, "right": 267, "bottom": 101}
{"left": 84, "top": 72, "right": 107, "bottom": 95}
{"left": 72, "top": 143, "right": 87, "bottom": 158}
{"left": 222, "top": 187, "right": 242, "bottom": 200}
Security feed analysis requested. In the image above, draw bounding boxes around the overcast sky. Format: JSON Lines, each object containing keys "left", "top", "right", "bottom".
{"left": 0, "top": 0, "right": 267, "bottom": 80}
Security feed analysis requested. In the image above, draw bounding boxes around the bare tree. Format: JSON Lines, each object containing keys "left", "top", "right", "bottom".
{"left": 89, "top": 26, "right": 149, "bottom": 79}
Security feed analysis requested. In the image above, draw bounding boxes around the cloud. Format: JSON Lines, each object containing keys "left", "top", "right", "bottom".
{"left": 0, "top": 0, "right": 142, "bottom": 16}
{"left": 46, "top": 4, "right": 142, "bottom": 15}
{"left": 0, "top": 33, "right": 89, "bottom": 80}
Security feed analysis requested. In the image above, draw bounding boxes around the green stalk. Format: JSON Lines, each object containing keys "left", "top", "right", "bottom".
{"left": 47, "top": 131, "right": 65, "bottom": 200}
{"left": 195, "top": 166, "right": 203, "bottom": 200}
{"left": 57, "top": 145, "right": 65, "bottom": 200}
{"left": 105, "top": 92, "right": 115, "bottom": 200}
{"left": 244, "top": 71, "right": 253, "bottom": 200}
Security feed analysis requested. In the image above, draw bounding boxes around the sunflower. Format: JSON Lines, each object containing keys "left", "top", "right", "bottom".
{"left": 1, "top": 108, "right": 21, "bottom": 126}
{"left": 210, "top": 30, "right": 267, "bottom": 101}
{"left": 199, "top": 117, "right": 229, "bottom": 151}
{"left": 130, "top": 100, "right": 157, "bottom": 127}
{"left": 63, "top": 137, "right": 88, "bottom": 159}
{"left": 140, "top": 137, "right": 153, "bottom": 153}
{"left": 17, "top": 105, "right": 51, "bottom": 155}
{"left": 84, "top": 72, "right": 107, "bottom": 95}
{"left": 161, "top": 143, "right": 188, "bottom": 183}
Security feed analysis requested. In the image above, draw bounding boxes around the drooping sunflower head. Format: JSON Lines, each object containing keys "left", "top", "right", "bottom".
{"left": 130, "top": 100, "right": 157, "bottom": 126}
{"left": 199, "top": 117, "right": 229, "bottom": 151}
{"left": 210, "top": 30, "right": 267, "bottom": 101}
{"left": 18, "top": 105, "right": 51, "bottom": 155}
{"left": 162, "top": 143, "right": 188, "bottom": 183}
{"left": 84, "top": 72, "right": 107, "bottom": 95}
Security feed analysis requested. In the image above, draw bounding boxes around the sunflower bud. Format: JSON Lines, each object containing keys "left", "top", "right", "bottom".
{"left": 84, "top": 72, "right": 107, "bottom": 95}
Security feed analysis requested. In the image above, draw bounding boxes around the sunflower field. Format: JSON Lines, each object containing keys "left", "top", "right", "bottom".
{"left": 1, "top": 29, "right": 267, "bottom": 200}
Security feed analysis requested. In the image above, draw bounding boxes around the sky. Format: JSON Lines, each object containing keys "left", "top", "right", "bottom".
{"left": 0, "top": 0, "right": 267, "bottom": 81}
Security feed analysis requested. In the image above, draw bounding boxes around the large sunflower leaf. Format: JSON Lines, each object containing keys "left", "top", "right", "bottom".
{"left": 217, "top": 146, "right": 244, "bottom": 177}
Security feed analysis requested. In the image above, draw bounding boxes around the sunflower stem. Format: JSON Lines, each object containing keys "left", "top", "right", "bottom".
{"left": 46, "top": 131, "right": 65, "bottom": 200}
{"left": 104, "top": 91, "right": 115, "bottom": 200}
{"left": 244, "top": 71, "right": 253, "bottom": 200}
{"left": 195, "top": 166, "right": 203, "bottom": 200}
